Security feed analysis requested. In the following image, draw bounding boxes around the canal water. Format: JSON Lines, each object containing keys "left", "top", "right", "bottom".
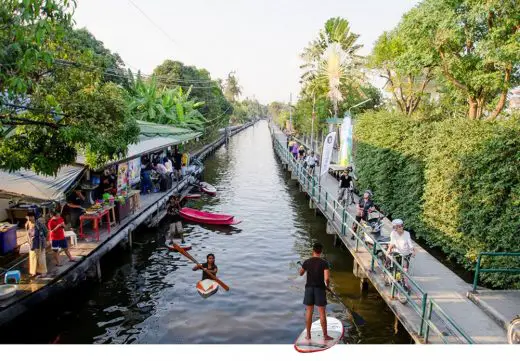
{"left": 2, "top": 121, "right": 411, "bottom": 344}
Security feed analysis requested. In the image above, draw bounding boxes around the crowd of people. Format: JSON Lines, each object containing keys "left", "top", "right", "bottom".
{"left": 141, "top": 147, "right": 189, "bottom": 194}
{"left": 287, "top": 137, "right": 320, "bottom": 176}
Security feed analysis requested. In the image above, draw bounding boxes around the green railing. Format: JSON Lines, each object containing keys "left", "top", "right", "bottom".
{"left": 472, "top": 252, "right": 520, "bottom": 292}
{"left": 271, "top": 127, "right": 474, "bottom": 344}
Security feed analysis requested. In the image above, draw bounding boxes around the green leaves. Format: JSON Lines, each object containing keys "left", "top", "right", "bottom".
{"left": 354, "top": 111, "right": 520, "bottom": 288}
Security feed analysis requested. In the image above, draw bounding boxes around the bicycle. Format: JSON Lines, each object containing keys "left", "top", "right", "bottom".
{"left": 338, "top": 185, "right": 354, "bottom": 208}
{"left": 383, "top": 252, "right": 412, "bottom": 304}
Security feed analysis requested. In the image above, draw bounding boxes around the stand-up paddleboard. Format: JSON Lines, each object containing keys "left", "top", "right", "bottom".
{"left": 196, "top": 279, "right": 219, "bottom": 298}
{"left": 165, "top": 239, "right": 192, "bottom": 251}
{"left": 294, "top": 317, "right": 344, "bottom": 353}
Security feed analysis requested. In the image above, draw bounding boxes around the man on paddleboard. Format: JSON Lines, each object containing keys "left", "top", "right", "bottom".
{"left": 299, "top": 243, "right": 334, "bottom": 341}
{"left": 167, "top": 195, "right": 185, "bottom": 242}
{"left": 193, "top": 253, "right": 218, "bottom": 280}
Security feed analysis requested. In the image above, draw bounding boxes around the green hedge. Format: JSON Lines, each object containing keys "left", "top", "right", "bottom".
{"left": 354, "top": 110, "right": 520, "bottom": 289}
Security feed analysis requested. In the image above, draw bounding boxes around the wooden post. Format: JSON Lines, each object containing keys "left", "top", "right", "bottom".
{"left": 96, "top": 260, "right": 102, "bottom": 281}
{"left": 128, "top": 229, "right": 133, "bottom": 249}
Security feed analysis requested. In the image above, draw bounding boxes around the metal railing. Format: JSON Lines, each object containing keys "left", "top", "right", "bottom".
{"left": 271, "top": 127, "right": 474, "bottom": 344}
{"left": 472, "top": 252, "right": 520, "bottom": 292}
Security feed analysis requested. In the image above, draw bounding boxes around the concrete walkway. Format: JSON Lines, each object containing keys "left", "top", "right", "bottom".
{"left": 271, "top": 124, "right": 507, "bottom": 344}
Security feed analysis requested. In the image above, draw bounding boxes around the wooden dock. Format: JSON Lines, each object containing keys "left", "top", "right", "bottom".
{"left": 270, "top": 124, "right": 507, "bottom": 344}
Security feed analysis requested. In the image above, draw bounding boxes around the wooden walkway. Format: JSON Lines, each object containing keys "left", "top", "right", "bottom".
{"left": 271, "top": 124, "right": 507, "bottom": 344}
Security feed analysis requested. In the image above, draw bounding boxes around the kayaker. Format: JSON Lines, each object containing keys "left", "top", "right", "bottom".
{"left": 192, "top": 253, "right": 218, "bottom": 280}
{"left": 298, "top": 242, "right": 333, "bottom": 341}
{"left": 167, "top": 195, "right": 185, "bottom": 242}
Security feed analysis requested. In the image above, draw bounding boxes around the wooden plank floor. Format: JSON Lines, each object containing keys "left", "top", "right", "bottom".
{"left": 0, "top": 186, "right": 182, "bottom": 309}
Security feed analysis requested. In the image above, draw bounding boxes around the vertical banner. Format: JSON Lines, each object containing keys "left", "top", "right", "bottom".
{"left": 320, "top": 132, "right": 337, "bottom": 177}
{"left": 128, "top": 158, "right": 141, "bottom": 186}
{"left": 339, "top": 115, "right": 353, "bottom": 167}
{"left": 117, "top": 162, "right": 129, "bottom": 194}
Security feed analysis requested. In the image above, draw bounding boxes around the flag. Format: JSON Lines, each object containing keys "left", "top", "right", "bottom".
{"left": 339, "top": 114, "right": 353, "bottom": 167}
{"left": 320, "top": 132, "right": 336, "bottom": 177}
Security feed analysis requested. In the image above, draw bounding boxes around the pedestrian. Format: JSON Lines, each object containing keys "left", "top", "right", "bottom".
{"left": 173, "top": 148, "right": 183, "bottom": 180}
{"left": 298, "top": 145, "right": 306, "bottom": 161}
{"left": 192, "top": 253, "right": 218, "bottom": 280}
{"left": 25, "top": 211, "right": 48, "bottom": 278}
{"left": 167, "top": 195, "right": 185, "bottom": 243}
{"left": 62, "top": 189, "right": 86, "bottom": 230}
{"left": 291, "top": 141, "right": 299, "bottom": 160}
{"left": 298, "top": 242, "right": 334, "bottom": 341}
{"left": 47, "top": 210, "right": 75, "bottom": 266}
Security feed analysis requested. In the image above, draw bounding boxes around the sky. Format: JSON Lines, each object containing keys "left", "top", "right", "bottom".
{"left": 73, "top": 0, "right": 420, "bottom": 105}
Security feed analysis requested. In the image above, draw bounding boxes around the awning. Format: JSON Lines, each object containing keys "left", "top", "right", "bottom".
{"left": 76, "top": 121, "right": 201, "bottom": 167}
{"left": 0, "top": 165, "right": 85, "bottom": 201}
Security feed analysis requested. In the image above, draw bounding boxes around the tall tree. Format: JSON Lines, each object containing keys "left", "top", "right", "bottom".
{"left": 224, "top": 71, "right": 242, "bottom": 102}
{"left": 369, "top": 30, "right": 435, "bottom": 116}
{"left": 400, "top": 0, "right": 520, "bottom": 120}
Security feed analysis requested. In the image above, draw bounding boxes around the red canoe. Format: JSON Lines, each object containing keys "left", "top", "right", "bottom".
{"left": 184, "top": 194, "right": 202, "bottom": 199}
{"left": 180, "top": 207, "right": 241, "bottom": 225}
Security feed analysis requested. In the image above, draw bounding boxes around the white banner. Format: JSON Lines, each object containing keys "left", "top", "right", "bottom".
{"left": 320, "top": 132, "right": 336, "bottom": 177}
{"left": 339, "top": 115, "right": 353, "bottom": 167}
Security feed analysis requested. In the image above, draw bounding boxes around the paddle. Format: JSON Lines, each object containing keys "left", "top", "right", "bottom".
{"left": 297, "top": 261, "right": 364, "bottom": 329}
{"left": 171, "top": 242, "right": 230, "bottom": 291}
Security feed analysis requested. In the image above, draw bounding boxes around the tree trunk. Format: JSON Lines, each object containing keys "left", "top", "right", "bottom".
{"left": 468, "top": 97, "right": 478, "bottom": 120}
{"left": 488, "top": 65, "right": 512, "bottom": 121}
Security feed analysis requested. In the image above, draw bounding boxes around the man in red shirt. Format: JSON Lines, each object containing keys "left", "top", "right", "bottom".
{"left": 47, "top": 210, "right": 75, "bottom": 266}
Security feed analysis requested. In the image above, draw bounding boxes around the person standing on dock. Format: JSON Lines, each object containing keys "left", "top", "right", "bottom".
{"left": 173, "top": 148, "right": 183, "bottom": 181}
{"left": 25, "top": 211, "right": 48, "bottom": 278}
{"left": 337, "top": 169, "right": 354, "bottom": 205}
{"left": 47, "top": 211, "right": 75, "bottom": 267}
{"left": 167, "top": 195, "right": 185, "bottom": 243}
{"left": 298, "top": 242, "right": 334, "bottom": 342}
{"left": 192, "top": 253, "right": 218, "bottom": 280}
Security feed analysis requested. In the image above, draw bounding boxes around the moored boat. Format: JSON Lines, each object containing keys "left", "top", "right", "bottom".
{"left": 196, "top": 279, "right": 219, "bottom": 298}
{"left": 184, "top": 194, "right": 202, "bottom": 199}
{"left": 165, "top": 239, "right": 192, "bottom": 251}
{"left": 200, "top": 182, "right": 217, "bottom": 196}
{"left": 180, "top": 207, "right": 241, "bottom": 225}
{"left": 0, "top": 285, "right": 17, "bottom": 301}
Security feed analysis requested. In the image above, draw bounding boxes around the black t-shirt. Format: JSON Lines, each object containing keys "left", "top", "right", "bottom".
{"left": 201, "top": 262, "right": 218, "bottom": 281}
{"left": 358, "top": 198, "right": 374, "bottom": 218}
{"left": 167, "top": 201, "right": 182, "bottom": 222}
{"left": 173, "top": 153, "right": 182, "bottom": 169}
{"left": 302, "top": 257, "right": 329, "bottom": 289}
{"left": 339, "top": 174, "right": 353, "bottom": 188}
{"left": 67, "top": 193, "right": 83, "bottom": 206}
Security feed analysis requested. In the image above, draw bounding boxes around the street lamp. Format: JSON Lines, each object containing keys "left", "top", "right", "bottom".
{"left": 347, "top": 99, "right": 371, "bottom": 116}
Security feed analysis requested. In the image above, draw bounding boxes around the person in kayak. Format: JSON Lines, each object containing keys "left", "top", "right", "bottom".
{"left": 193, "top": 253, "right": 218, "bottom": 280}
{"left": 298, "top": 242, "right": 334, "bottom": 341}
{"left": 167, "top": 195, "right": 185, "bottom": 243}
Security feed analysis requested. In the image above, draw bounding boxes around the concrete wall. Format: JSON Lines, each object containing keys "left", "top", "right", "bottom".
{"left": 0, "top": 198, "right": 10, "bottom": 222}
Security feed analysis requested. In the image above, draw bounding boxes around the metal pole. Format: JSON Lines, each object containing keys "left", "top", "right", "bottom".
{"left": 311, "top": 94, "right": 316, "bottom": 152}
{"left": 472, "top": 254, "right": 482, "bottom": 292}
{"left": 289, "top": 93, "right": 292, "bottom": 133}
{"left": 419, "top": 293, "right": 428, "bottom": 336}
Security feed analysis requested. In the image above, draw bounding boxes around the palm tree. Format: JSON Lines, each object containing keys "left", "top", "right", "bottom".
{"left": 301, "top": 17, "right": 365, "bottom": 129}
{"left": 224, "top": 71, "right": 242, "bottom": 102}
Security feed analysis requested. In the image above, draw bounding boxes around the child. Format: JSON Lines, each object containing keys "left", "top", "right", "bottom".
{"left": 47, "top": 210, "right": 75, "bottom": 266}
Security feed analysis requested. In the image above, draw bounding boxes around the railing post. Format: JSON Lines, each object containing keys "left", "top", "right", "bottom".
{"left": 391, "top": 263, "right": 397, "bottom": 298}
{"left": 318, "top": 185, "right": 321, "bottom": 204}
{"left": 425, "top": 301, "right": 434, "bottom": 343}
{"left": 332, "top": 200, "right": 335, "bottom": 221}
{"left": 419, "top": 293, "right": 428, "bottom": 336}
{"left": 472, "top": 253, "right": 482, "bottom": 292}
{"left": 312, "top": 178, "right": 316, "bottom": 198}
{"left": 325, "top": 192, "right": 328, "bottom": 212}
{"left": 341, "top": 208, "right": 346, "bottom": 235}
{"left": 370, "top": 239, "right": 377, "bottom": 272}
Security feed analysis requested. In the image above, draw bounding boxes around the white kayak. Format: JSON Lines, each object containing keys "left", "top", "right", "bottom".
{"left": 294, "top": 317, "right": 344, "bottom": 353}
{"left": 0, "top": 285, "right": 17, "bottom": 301}
{"left": 200, "top": 182, "right": 217, "bottom": 196}
{"left": 196, "top": 279, "right": 219, "bottom": 298}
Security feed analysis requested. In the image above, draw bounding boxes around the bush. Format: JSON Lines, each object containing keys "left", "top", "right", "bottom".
{"left": 354, "top": 110, "right": 520, "bottom": 288}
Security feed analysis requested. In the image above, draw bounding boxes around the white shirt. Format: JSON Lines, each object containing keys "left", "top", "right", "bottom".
{"left": 164, "top": 160, "right": 173, "bottom": 173}
{"left": 389, "top": 230, "right": 414, "bottom": 256}
{"left": 155, "top": 163, "right": 168, "bottom": 175}
{"left": 306, "top": 155, "right": 318, "bottom": 166}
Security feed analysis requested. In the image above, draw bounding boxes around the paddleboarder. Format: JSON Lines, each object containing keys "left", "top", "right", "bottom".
{"left": 192, "top": 253, "right": 218, "bottom": 280}
{"left": 298, "top": 242, "right": 334, "bottom": 342}
{"left": 167, "top": 195, "right": 185, "bottom": 243}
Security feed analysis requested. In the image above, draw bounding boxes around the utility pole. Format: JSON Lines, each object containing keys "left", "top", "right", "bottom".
{"left": 311, "top": 93, "right": 316, "bottom": 152}
{"left": 289, "top": 93, "right": 293, "bottom": 133}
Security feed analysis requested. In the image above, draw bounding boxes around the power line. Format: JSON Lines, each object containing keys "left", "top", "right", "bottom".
{"left": 127, "top": 0, "right": 179, "bottom": 47}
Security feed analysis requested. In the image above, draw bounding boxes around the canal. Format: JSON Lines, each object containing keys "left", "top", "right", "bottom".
{"left": 1, "top": 120, "right": 411, "bottom": 344}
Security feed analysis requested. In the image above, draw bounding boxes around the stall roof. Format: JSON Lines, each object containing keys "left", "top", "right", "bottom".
{"left": 76, "top": 121, "right": 201, "bottom": 167}
{"left": 0, "top": 165, "right": 85, "bottom": 202}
